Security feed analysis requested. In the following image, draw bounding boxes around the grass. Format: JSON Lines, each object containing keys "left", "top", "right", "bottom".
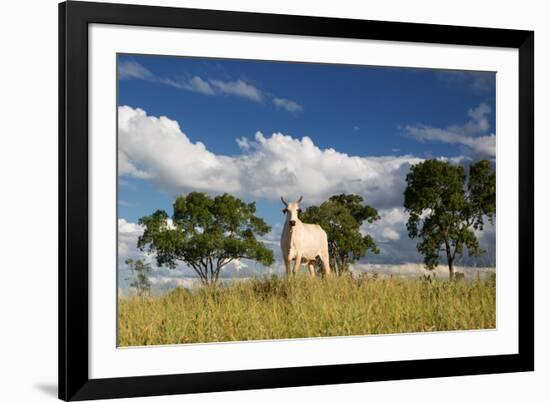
{"left": 117, "top": 274, "right": 496, "bottom": 346}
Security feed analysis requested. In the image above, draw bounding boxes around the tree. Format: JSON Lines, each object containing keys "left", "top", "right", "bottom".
{"left": 138, "top": 192, "right": 274, "bottom": 285}
{"left": 125, "top": 258, "right": 152, "bottom": 296}
{"left": 301, "top": 194, "right": 380, "bottom": 275}
{"left": 404, "top": 159, "right": 495, "bottom": 280}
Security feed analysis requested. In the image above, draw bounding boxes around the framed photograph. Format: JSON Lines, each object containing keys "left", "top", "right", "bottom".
{"left": 59, "top": 1, "right": 534, "bottom": 400}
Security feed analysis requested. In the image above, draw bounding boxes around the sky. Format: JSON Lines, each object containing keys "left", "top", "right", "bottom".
{"left": 117, "top": 53, "right": 496, "bottom": 292}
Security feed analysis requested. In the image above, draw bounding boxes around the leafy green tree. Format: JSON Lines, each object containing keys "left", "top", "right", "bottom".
{"left": 138, "top": 192, "right": 274, "bottom": 285}
{"left": 125, "top": 258, "right": 152, "bottom": 296}
{"left": 301, "top": 194, "right": 380, "bottom": 275}
{"left": 404, "top": 159, "right": 496, "bottom": 280}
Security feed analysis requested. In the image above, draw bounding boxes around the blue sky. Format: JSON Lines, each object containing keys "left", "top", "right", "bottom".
{"left": 117, "top": 53, "right": 496, "bottom": 290}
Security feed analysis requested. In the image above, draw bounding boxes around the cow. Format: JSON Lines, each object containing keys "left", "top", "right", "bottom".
{"left": 280, "top": 196, "right": 331, "bottom": 277}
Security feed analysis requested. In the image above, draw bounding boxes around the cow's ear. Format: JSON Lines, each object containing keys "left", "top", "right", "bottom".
{"left": 282, "top": 208, "right": 288, "bottom": 214}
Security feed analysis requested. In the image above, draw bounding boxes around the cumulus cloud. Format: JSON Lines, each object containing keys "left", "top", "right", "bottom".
{"left": 119, "top": 106, "right": 423, "bottom": 207}
{"left": 273, "top": 97, "right": 304, "bottom": 112}
{"left": 404, "top": 103, "right": 495, "bottom": 158}
{"left": 360, "top": 206, "right": 496, "bottom": 266}
{"left": 118, "top": 218, "right": 147, "bottom": 264}
{"left": 118, "top": 106, "right": 241, "bottom": 194}
{"left": 235, "top": 136, "right": 252, "bottom": 150}
{"left": 361, "top": 208, "right": 423, "bottom": 264}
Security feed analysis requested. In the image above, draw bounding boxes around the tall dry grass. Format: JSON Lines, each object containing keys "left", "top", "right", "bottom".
{"left": 118, "top": 274, "right": 496, "bottom": 346}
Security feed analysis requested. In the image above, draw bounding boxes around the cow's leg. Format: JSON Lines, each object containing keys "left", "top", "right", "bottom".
{"left": 320, "top": 253, "right": 331, "bottom": 277}
{"left": 308, "top": 262, "right": 316, "bottom": 278}
{"left": 293, "top": 253, "right": 302, "bottom": 275}
{"left": 284, "top": 257, "right": 291, "bottom": 277}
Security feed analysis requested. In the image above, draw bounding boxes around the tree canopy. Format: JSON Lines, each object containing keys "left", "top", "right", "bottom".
{"left": 404, "top": 159, "right": 495, "bottom": 280}
{"left": 138, "top": 192, "right": 274, "bottom": 285}
{"left": 301, "top": 194, "right": 380, "bottom": 275}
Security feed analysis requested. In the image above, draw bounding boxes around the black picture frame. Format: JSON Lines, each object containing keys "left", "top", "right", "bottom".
{"left": 59, "top": 1, "right": 534, "bottom": 400}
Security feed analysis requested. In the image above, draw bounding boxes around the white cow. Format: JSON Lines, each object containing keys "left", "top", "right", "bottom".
{"left": 280, "top": 196, "right": 331, "bottom": 277}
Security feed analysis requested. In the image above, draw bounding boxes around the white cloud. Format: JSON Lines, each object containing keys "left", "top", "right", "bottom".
{"left": 365, "top": 208, "right": 409, "bottom": 238}
{"left": 119, "top": 218, "right": 143, "bottom": 234}
{"left": 117, "top": 218, "right": 145, "bottom": 262}
{"left": 361, "top": 206, "right": 495, "bottom": 266}
{"left": 210, "top": 79, "right": 263, "bottom": 102}
{"left": 118, "top": 60, "right": 305, "bottom": 109}
{"left": 236, "top": 136, "right": 252, "bottom": 150}
{"left": 188, "top": 76, "right": 215, "bottom": 94}
{"left": 163, "top": 76, "right": 215, "bottom": 95}
{"left": 404, "top": 103, "right": 495, "bottom": 158}
{"left": 381, "top": 227, "right": 401, "bottom": 241}
{"left": 118, "top": 59, "right": 260, "bottom": 100}
{"left": 228, "top": 260, "right": 248, "bottom": 272}
{"left": 118, "top": 59, "right": 153, "bottom": 80}
{"left": 119, "top": 106, "right": 423, "bottom": 207}
{"left": 118, "top": 151, "right": 152, "bottom": 179}
{"left": 118, "top": 106, "right": 241, "bottom": 194}
{"left": 165, "top": 76, "right": 263, "bottom": 100}
{"left": 273, "top": 97, "right": 304, "bottom": 112}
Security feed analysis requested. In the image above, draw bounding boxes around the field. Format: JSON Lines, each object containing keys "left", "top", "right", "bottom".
{"left": 118, "top": 273, "right": 496, "bottom": 346}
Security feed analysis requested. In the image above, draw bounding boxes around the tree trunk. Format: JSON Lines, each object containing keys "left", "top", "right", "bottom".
{"left": 444, "top": 238, "right": 454, "bottom": 281}
{"left": 331, "top": 256, "right": 339, "bottom": 276}
{"left": 448, "top": 259, "right": 455, "bottom": 281}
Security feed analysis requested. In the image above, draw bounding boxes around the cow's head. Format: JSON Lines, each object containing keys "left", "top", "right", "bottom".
{"left": 281, "top": 196, "right": 303, "bottom": 227}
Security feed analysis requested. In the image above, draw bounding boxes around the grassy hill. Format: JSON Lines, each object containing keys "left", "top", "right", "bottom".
{"left": 118, "top": 274, "right": 496, "bottom": 346}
